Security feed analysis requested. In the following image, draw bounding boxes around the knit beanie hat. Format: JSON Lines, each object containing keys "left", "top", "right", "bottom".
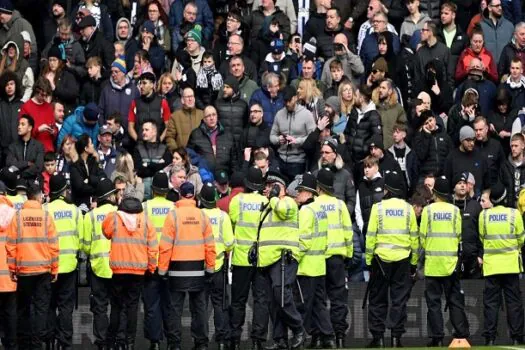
{"left": 0, "top": 0, "right": 13, "bottom": 14}
{"left": 224, "top": 75, "right": 239, "bottom": 93}
{"left": 185, "top": 24, "right": 202, "bottom": 45}
{"left": 459, "top": 126, "right": 475, "bottom": 142}
{"left": 112, "top": 57, "right": 127, "bottom": 74}
{"left": 325, "top": 96, "right": 341, "bottom": 116}
{"left": 48, "top": 45, "right": 65, "bottom": 61}
{"left": 52, "top": 0, "right": 67, "bottom": 10}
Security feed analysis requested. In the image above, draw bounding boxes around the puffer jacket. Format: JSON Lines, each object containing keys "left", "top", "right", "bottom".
{"left": 249, "top": 87, "right": 284, "bottom": 128}
{"left": 344, "top": 102, "right": 382, "bottom": 162}
{"left": 480, "top": 14, "right": 514, "bottom": 63}
{"left": 98, "top": 77, "right": 139, "bottom": 127}
{"left": 214, "top": 93, "right": 248, "bottom": 144}
{"left": 187, "top": 122, "right": 239, "bottom": 174}
{"left": 419, "top": 0, "right": 441, "bottom": 21}
{"left": 413, "top": 125, "right": 452, "bottom": 177}
{"left": 0, "top": 97, "right": 21, "bottom": 151}
{"left": 57, "top": 106, "right": 100, "bottom": 148}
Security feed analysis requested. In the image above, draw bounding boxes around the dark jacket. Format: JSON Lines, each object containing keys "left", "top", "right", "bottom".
{"left": 414, "top": 40, "right": 452, "bottom": 92}
{"left": 387, "top": 144, "right": 418, "bottom": 193}
{"left": 475, "top": 137, "right": 505, "bottom": 186}
{"left": 313, "top": 160, "right": 357, "bottom": 215}
{"left": 187, "top": 122, "right": 239, "bottom": 174}
{"left": 502, "top": 0, "right": 522, "bottom": 24}
{"left": 132, "top": 141, "right": 172, "bottom": 179}
{"left": 249, "top": 87, "right": 284, "bottom": 128}
{"left": 72, "top": 2, "right": 114, "bottom": 42}
{"left": 499, "top": 40, "right": 525, "bottom": 76}
{"left": 219, "top": 55, "right": 258, "bottom": 82}
{"left": 360, "top": 31, "right": 400, "bottom": 70}
{"left": 358, "top": 175, "right": 384, "bottom": 235}
{"left": 42, "top": 36, "right": 86, "bottom": 80}
{"left": 452, "top": 196, "right": 482, "bottom": 267}
{"left": 169, "top": 0, "right": 214, "bottom": 42}
{"left": 125, "top": 39, "right": 166, "bottom": 78}
{"left": 249, "top": 7, "right": 291, "bottom": 43}
{"left": 5, "top": 137, "right": 44, "bottom": 180}
{"left": 502, "top": 80, "right": 525, "bottom": 111}
{"left": 0, "top": 97, "right": 21, "bottom": 152}
{"left": 499, "top": 155, "right": 525, "bottom": 208}
{"left": 444, "top": 148, "right": 490, "bottom": 198}
{"left": 70, "top": 155, "right": 106, "bottom": 208}
{"left": 344, "top": 103, "right": 382, "bottom": 162}
{"left": 436, "top": 24, "right": 469, "bottom": 74}
{"left": 419, "top": 0, "right": 441, "bottom": 21}
{"left": 98, "top": 77, "right": 140, "bottom": 128}
{"left": 80, "top": 29, "right": 115, "bottom": 70}
{"left": 455, "top": 78, "right": 497, "bottom": 117}
{"left": 53, "top": 69, "right": 79, "bottom": 114}
{"left": 447, "top": 103, "right": 473, "bottom": 147}
{"left": 488, "top": 107, "right": 517, "bottom": 155}
{"left": 240, "top": 121, "right": 272, "bottom": 151}
{"left": 315, "top": 25, "right": 352, "bottom": 60}
{"left": 80, "top": 76, "right": 108, "bottom": 106}
{"left": 413, "top": 125, "right": 452, "bottom": 177}
{"left": 214, "top": 93, "right": 248, "bottom": 144}
{"left": 213, "top": 22, "right": 250, "bottom": 68}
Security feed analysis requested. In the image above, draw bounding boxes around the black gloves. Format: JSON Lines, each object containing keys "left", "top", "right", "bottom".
{"left": 269, "top": 184, "right": 281, "bottom": 199}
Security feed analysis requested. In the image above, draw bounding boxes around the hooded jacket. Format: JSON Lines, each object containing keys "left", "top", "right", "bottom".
{"left": 372, "top": 90, "right": 407, "bottom": 149}
{"left": 249, "top": 6, "right": 291, "bottom": 43}
{"left": 413, "top": 125, "right": 451, "bottom": 177}
{"left": 400, "top": 12, "right": 431, "bottom": 38}
{"left": 500, "top": 154, "right": 525, "bottom": 208}
{"left": 0, "top": 40, "right": 33, "bottom": 102}
{"left": 57, "top": 106, "right": 100, "bottom": 148}
{"left": 475, "top": 136, "right": 505, "bottom": 185}
{"left": 187, "top": 121, "right": 239, "bottom": 174}
{"left": 455, "top": 47, "right": 498, "bottom": 83}
{"left": 214, "top": 90, "right": 248, "bottom": 144}
{"left": 360, "top": 31, "right": 401, "bottom": 70}
{"left": 99, "top": 76, "right": 139, "bottom": 127}
{"left": 344, "top": 101, "right": 382, "bottom": 162}
{"left": 269, "top": 104, "right": 317, "bottom": 164}
{"left": 0, "top": 80, "right": 21, "bottom": 150}
{"left": 115, "top": 17, "right": 140, "bottom": 71}
{"left": 0, "top": 11, "right": 37, "bottom": 58}
{"left": 480, "top": 13, "right": 514, "bottom": 63}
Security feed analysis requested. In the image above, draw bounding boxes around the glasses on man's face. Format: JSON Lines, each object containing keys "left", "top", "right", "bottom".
{"left": 320, "top": 151, "right": 334, "bottom": 155}
{"left": 490, "top": 3, "right": 502, "bottom": 7}
{"left": 250, "top": 110, "right": 263, "bottom": 113}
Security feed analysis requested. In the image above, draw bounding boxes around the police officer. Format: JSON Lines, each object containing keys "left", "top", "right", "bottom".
{"left": 259, "top": 170, "right": 305, "bottom": 350}
{"left": 365, "top": 171, "right": 419, "bottom": 348}
{"left": 317, "top": 168, "right": 353, "bottom": 348}
{"left": 102, "top": 186, "right": 158, "bottom": 350}
{"left": 420, "top": 176, "right": 470, "bottom": 346}
{"left": 82, "top": 178, "right": 118, "bottom": 350}
{"left": 142, "top": 171, "right": 176, "bottom": 350}
{"left": 6, "top": 183, "right": 59, "bottom": 350}
{"left": 228, "top": 167, "right": 270, "bottom": 350}
{"left": 295, "top": 173, "right": 336, "bottom": 349}
{"left": 451, "top": 172, "right": 482, "bottom": 279}
{"left": 479, "top": 182, "right": 525, "bottom": 345}
{"left": 198, "top": 183, "right": 234, "bottom": 350}
{"left": 1, "top": 169, "right": 26, "bottom": 210}
{"left": 44, "top": 174, "right": 83, "bottom": 350}
{"left": 0, "top": 182, "right": 17, "bottom": 350}
{"left": 159, "top": 182, "right": 216, "bottom": 350}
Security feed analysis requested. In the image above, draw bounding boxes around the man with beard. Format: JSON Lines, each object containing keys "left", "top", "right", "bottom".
{"left": 444, "top": 125, "right": 490, "bottom": 198}
{"left": 500, "top": 133, "right": 525, "bottom": 208}
{"left": 240, "top": 102, "right": 271, "bottom": 164}
{"left": 373, "top": 79, "right": 406, "bottom": 149}
{"left": 480, "top": 0, "right": 513, "bottom": 63}
{"left": 321, "top": 33, "right": 364, "bottom": 88}
{"left": 368, "top": 135, "right": 404, "bottom": 181}
{"left": 215, "top": 75, "right": 248, "bottom": 144}
{"left": 451, "top": 172, "right": 482, "bottom": 279}
{"left": 473, "top": 117, "right": 504, "bottom": 185}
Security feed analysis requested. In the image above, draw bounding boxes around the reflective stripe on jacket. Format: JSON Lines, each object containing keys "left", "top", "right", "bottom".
{"left": 0, "top": 197, "right": 16, "bottom": 291}
{"left": 202, "top": 207, "right": 234, "bottom": 272}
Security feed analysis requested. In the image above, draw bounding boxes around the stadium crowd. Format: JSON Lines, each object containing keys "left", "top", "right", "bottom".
{"left": 1, "top": 0, "right": 525, "bottom": 349}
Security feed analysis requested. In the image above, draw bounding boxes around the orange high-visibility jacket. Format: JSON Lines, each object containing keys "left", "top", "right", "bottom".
{"left": 158, "top": 199, "right": 216, "bottom": 277}
{"left": 6, "top": 200, "right": 59, "bottom": 276}
{"left": 102, "top": 211, "right": 158, "bottom": 275}
{"left": 0, "top": 196, "right": 16, "bottom": 291}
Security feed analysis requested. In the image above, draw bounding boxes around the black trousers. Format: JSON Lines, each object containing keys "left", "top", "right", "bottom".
{"left": 229, "top": 265, "right": 270, "bottom": 342}
{"left": 326, "top": 255, "right": 349, "bottom": 337}
{"left": 0, "top": 291, "right": 16, "bottom": 350}
{"left": 17, "top": 273, "right": 52, "bottom": 349}
{"left": 107, "top": 274, "right": 144, "bottom": 346}
{"left": 143, "top": 272, "right": 173, "bottom": 343}
{"left": 90, "top": 272, "right": 112, "bottom": 347}
{"left": 483, "top": 274, "right": 525, "bottom": 340}
{"left": 425, "top": 275, "right": 470, "bottom": 339}
{"left": 296, "top": 275, "right": 333, "bottom": 338}
{"left": 207, "top": 267, "right": 230, "bottom": 343}
{"left": 167, "top": 285, "right": 208, "bottom": 347}
{"left": 368, "top": 258, "right": 412, "bottom": 338}
{"left": 268, "top": 259, "right": 303, "bottom": 341}
{"left": 46, "top": 270, "right": 76, "bottom": 347}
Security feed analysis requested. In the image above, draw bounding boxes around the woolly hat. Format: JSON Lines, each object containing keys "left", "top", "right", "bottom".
{"left": 52, "top": 0, "right": 67, "bottom": 10}
{"left": 83, "top": 103, "right": 100, "bottom": 122}
{"left": 325, "top": 96, "right": 341, "bottom": 116}
{"left": 48, "top": 45, "right": 65, "bottom": 61}
{"left": 0, "top": 0, "right": 13, "bottom": 14}
{"left": 224, "top": 75, "right": 239, "bottom": 93}
{"left": 185, "top": 24, "right": 202, "bottom": 45}
{"left": 459, "top": 126, "right": 475, "bottom": 142}
{"left": 368, "top": 134, "right": 385, "bottom": 152}
{"left": 112, "top": 57, "right": 127, "bottom": 74}
{"left": 321, "top": 138, "right": 338, "bottom": 154}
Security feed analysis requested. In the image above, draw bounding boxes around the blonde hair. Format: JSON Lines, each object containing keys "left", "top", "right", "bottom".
{"left": 157, "top": 72, "right": 175, "bottom": 93}
{"left": 338, "top": 81, "right": 355, "bottom": 114}
{"left": 298, "top": 79, "right": 322, "bottom": 104}
{"left": 115, "top": 152, "right": 135, "bottom": 183}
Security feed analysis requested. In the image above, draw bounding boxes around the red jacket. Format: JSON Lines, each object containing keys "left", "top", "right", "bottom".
{"left": 455, "top": 47, "right": 499, "bottom": 83}
{"left": 217, "top": 187, "right": 243, "bottom": 214}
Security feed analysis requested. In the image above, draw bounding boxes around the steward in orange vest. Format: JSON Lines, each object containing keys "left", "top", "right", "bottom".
{"left": 159, "top": 182, "right": 216, "bottom": 350}
{"left": 6, "top": 183, "right": 59, "bottom": 350}
{"left": 102, "top": 191, "right": 158, "bottom": 350}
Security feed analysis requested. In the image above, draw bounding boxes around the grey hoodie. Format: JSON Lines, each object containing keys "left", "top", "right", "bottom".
{"left": 115, "top": 17, "right": 133, "bottom": 42}
{"left": 270, "top": 103, "right": 316, "bottom": 164}
{"left": 400, "top": 12, "right": 431, "bottom": 39}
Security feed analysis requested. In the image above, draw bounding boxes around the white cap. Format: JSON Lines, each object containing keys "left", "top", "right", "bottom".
{"left": 21, "top": 31, "right": 31, "bottom": 43}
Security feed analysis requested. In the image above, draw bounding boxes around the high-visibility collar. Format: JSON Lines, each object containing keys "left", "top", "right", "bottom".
{"left": 175, "top": 198, "right": 197, "bottom": 208}
{"left": 22, "top": 200, "right": 42, "bottom": 210}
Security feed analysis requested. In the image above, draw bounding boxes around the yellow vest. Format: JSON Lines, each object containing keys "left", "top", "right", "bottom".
{"left": 479, "top": 206, "right": 525, "bottom": 276}
{"left": 143, "top": 196, "right": 173, "bottom": 262}
{"left": 229, "top": 192, "right": 268, "bottom": 266}
{"left": 7, "top": 194, "right": 26, "bottom": 211}
{"left": 83, "top": 204, "right": 117, "bottom": 278}
{"left": 202, "top": 207, "right": 234, "bottom": 271}
{"left": 419, "top": 202, "right": 461, "bottom": 277}
{"left": 366, "top": 198, "right": 419, "bottom": 266}
{"left": 319, "top": 194, "right": 353, "bottom": 259}
{"left": 45, "top": 199, "right": 82, "bottom": 274}
{"left": 298, "top": 198, "right": 327, "bottom": 276}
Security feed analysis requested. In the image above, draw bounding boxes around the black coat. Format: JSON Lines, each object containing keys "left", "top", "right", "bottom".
{"left": 80, "top": 76, "right": 108, "bottom": 106}
{"left": 436, "top": 25, "right": 469, "bottom": 75}
{"left": 215, "top": 95, "right": 248, "bottom": 145}
{"left": 499, "top": 156, "right": 525, "bottom": 208}
{"left": 358, "top": 175, "right": 384, "bottom": 235}
{"left": 444, "top": 148, "right": 490, "bottom": 198}
{"left": 187, "top": 122, "right": 239, "bottom": 174}
{"left": 344, "top": 106, "right": 382, "bottom": 162}
{"left": 475, "top": 137, "right": 505, "bottom": 186}
{"left": 80, "top": 29, "right": 115, "bottom": 70}
{"left": 452, "top": 196, "right": 482, "bottom": 263}
{"left": 70, "top": 155, "right": 106, "bottom": 208}
{"left": 488, "top": 108, "right": 517, "bottom": 155}
{"left": 5, "top": 137, "right": 44, "bottom": 181}
{"left": 0, "top": 98, "right": 21, "bottom": 151}
{"left": 54, "top": 69, "right": 79, "bottom": 114}
{"left": 413, "top": 126, "right": 452, "bottom": 177}
{"left": 132, "top": 141, "right": 173, "bottom": 179}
